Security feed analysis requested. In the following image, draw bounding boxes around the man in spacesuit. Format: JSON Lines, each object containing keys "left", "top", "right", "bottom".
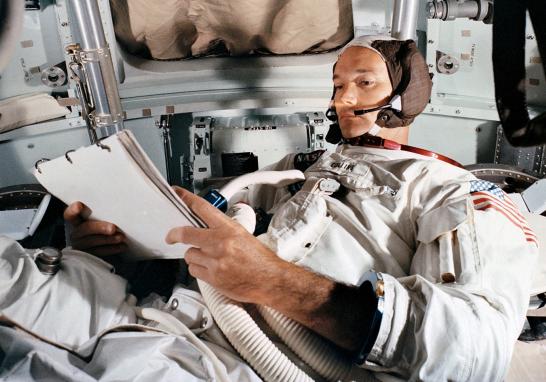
{"left": 63, "top": 36, "right": 538, "bottom": 380}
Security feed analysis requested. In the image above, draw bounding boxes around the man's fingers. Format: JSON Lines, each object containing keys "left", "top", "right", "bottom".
{"left": 64, "top": 202, "right": 92, "bottom": 225}
{"left": 172, "top": 186, "right": 187, "bottom": 199}
{"left": 184, "top": 248, "right": 210, "bottom": 281}
{"left": 63, "top": 202, "right": 83, "bottom": 225}
{"left": 165, "top": 226, "right": 213, "bottom": 247}
{"left": 184, "top": 247, "right": 211, "bottom": 268}
{"left": 71, "top": 220, "right": 118, "bottom": 240}
{"left": 173, "top": 186, "right": 228, "bottom": 228}
{"left": 71, "top": 233, "right": 125, "bottom": 251}
{"left": 86, "top": 243, "right": 129, "bottom": 257}
{"left": 187, "top": 263, "right": 208, "bottom": 281}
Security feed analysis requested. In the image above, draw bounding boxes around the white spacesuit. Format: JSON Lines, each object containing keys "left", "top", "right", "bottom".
{"left": 1, "top": 141, "right": 537, "bottom": 381}
{"left": 246, "top": 143, "right": 539, "bottom": 381}
{"left": 0, "top": 237, "right": 262, "bottom": 381}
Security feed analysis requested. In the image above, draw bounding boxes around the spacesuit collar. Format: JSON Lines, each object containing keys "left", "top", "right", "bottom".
{"left": 341, "top": 134, "right": 463, "bottom": 168}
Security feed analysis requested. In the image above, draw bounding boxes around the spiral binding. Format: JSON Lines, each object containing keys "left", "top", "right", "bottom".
{"left": 34, "top": 141, "right": 111, "bottom": 173}
{"left": 34, "top": 158, "right": 50, "bottom": 174}
{"left": 96, "top": 141, "right": 111, "bottom": 152}
{"left": 65, "top": 150, "right": 75, "bottom": 163}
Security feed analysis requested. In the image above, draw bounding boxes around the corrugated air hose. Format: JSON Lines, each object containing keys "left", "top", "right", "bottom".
{"left": 194, "top": 170, "right": 354, "bottom": 381}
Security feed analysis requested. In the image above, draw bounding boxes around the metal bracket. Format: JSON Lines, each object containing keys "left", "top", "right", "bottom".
{"left": 157, "top": 115, "right": 174, "bottom": 184}
{"left": 306, "top": 112, "right": 327, "bottom": 150}
{"left": 78, "top": 47, "right": 111, "bottom": 64}
{"left": 189, "top": 117, "right": 213, "bottom": 192}
{"left": 193, "top": 117, "right": 212, "bottom": 155}
{"left": 521, "top": 179, "right": 546, "bottom": 214}
{"left": 65, "top": 43, "right": 123, "bottom": 135}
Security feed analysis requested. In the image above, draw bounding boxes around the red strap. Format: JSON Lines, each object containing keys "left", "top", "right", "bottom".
{"left": 345, "top": 135, "right": 464, "bottom": 168}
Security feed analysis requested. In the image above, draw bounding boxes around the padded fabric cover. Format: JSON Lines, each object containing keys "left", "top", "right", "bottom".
{"left": 110, "top": 0, "right": 353, "bottom": 59}
{"left": 0, "top": 94, "right": 70, "bottom": 133}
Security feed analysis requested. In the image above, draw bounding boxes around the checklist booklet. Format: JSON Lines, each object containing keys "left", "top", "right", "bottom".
{"left": 33, "top": 130, "right": 205, "bottom": 260}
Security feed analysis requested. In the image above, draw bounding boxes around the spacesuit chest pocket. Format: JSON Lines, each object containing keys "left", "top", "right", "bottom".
{"left": 265, "top": 191, "right": 333, "bottom": 263}
{"left": 414, "top": 199, "right": 479, "bottom": 283}
{"left": 416, "top": 199, "right": 470, "bottom": 244}
{"left": 306, "top": 153, "right": 402, "bottom": 198}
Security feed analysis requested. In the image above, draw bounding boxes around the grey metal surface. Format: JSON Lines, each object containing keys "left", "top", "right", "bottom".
{"left": 464, "top": 163, "right": 539, "bottom": 193}
{"left": 67, "top": 0, "right": 124, "bottom": 139}
{"left": 175, "top": 112, "right": 333, "bottom": 192}
{"left": 521, "top": 179, "right": 546, "bottom": 214}
{"left": 0, "top": 5, "right": 67, "bottom": 99}
{"left": 392, "top": 0, "right": 420, "bottom": 39}
{"left": 409, "top": 112, "right": 498, "bottom": 165}
{"left": 0, "top": 116, "right": 165, "bottom": 189}
{"left": 120, "top": 89, "right": 331, "bottom": 120}
{"left": 426, "top": 0, "right": 492, "bottom": 23}
{"left": 69, "top": 0, "right": 109, "bottom": 113}
{"left": 426, "top": 11, "right": 545, "bottom": 121}
{"left": 352, "top": 0, "right": 394, "bottom": 36}
{"left": 495, "top": 125, "right": 546, "bottom": 178}
{"left": 40, "top": 65, "right": 66, "bottom": 88}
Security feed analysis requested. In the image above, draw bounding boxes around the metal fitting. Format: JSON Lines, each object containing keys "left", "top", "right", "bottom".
{"left": 427, "top": 0, "right": 493, "bottom": 23}
{"left": 170, "top": 298, "right": 179, "bottom": 310}
{"left": 35, "top": 247, "right": 62, "bottom": 275}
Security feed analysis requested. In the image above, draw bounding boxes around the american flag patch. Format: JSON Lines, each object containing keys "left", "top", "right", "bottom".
{"left": 469, "top": 180, "right": 538, "bottom": 247}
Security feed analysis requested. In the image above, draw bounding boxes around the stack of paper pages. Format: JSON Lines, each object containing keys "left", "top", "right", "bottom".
{"left": 34, "top": 130, "right": 205, "bottom": 260}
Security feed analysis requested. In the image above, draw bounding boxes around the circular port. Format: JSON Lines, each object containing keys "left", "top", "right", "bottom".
{"left": 41, "top": 66, "right": 66, "bottom": 87}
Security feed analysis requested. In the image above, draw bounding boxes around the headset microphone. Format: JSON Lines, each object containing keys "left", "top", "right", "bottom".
{"left": 353, "top": 104, "right": 392, "bottom": 116}
{"left": 352, "top": 94, "right": 402, "bottom": 116}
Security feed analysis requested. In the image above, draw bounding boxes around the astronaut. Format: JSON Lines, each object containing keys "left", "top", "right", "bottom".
{"left": 62, "top": 35, "right": 538, "bottom": 380}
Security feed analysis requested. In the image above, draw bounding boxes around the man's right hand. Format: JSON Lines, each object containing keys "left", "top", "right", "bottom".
{"left": 63, "top": 202, "right": 127, "bottom": 256}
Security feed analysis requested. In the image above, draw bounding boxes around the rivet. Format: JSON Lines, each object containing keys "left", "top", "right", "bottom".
{"left": 170, "top": 298, "right": 179, "bottom": 310}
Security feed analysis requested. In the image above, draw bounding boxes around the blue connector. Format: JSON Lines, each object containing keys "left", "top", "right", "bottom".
{"left": 202, "top": 189, "right": 228, "bottom": 212}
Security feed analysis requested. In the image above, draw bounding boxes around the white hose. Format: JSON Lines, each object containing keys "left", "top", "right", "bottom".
{"left": 257, "top": 306, "right": 352, "bottom": 381}
{"left": 219, "top": 170, "right": 305, "bottom": 200}
{"left": 134, "top": 306, "right": 231, "bottom": 382}
{"left": 200, "top": 169, "right": 353, "bottom": 381}
{"left": 225, "top": 203, "right": 256, "bottom": 234}
{"left": 198, "top": 280, "right": 314, "bottom": 382}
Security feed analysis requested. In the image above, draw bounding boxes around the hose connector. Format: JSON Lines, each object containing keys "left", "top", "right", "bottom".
{"left": 202, "top": 189, "right": 228, "bottom": 212}
{"left": 35, "top": 247, "right": 62, "bottom": 275}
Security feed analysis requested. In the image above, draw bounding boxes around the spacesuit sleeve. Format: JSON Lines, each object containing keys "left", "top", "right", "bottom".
{"left": 363, "top": 196, "right": 539, "bottom": 381}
